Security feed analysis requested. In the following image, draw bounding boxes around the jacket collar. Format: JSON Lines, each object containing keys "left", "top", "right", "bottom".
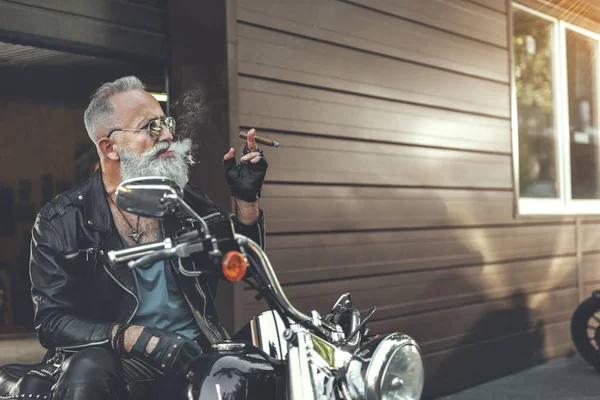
{"left": 83, "top": 168, "right": 113, "bottom": 233}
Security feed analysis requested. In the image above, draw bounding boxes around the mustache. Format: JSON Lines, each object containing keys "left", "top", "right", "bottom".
{"left": 141, "top": 139, "right": 195, "bottom": 164}
{"left": 144, "top": 141, "right": 170, "bottom": 158}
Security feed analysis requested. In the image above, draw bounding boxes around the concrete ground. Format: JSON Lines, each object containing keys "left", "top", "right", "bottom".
{"left": 0, "top": 334, "right": 46, "bottom": 366}
{"left": 437, "top": 354, "right": 600, "bottom": 400}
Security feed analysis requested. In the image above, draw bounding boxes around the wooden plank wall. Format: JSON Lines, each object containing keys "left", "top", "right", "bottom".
{"left": 231, "top": 0, "right": 577, "bottom": 397}
{"left": 581, "top": 220, "right": 600, "bottom": 299}
{"left": 0, "top": 0, "right": 167, "bottom": 61}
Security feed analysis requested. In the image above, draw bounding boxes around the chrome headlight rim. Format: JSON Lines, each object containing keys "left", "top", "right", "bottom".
{"left": 365, "top": 333, "right": 423, "bottom": 400}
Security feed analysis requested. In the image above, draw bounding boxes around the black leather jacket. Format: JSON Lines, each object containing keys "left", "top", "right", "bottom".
{"left": 29, "top": 169, "right": 265, "bottom": 353}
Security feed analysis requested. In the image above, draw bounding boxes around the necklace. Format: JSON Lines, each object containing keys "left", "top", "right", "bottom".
{"left": 106, "top": 194, "right": 144, "bottom": 243}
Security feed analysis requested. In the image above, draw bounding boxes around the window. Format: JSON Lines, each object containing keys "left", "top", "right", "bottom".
{"left": 513, "top": 3, "right": 600, "bottom": 214}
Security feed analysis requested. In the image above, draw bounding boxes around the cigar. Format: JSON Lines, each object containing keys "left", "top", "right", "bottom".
{"left": 239, "top": 131, "right": 280, "bottom": 148}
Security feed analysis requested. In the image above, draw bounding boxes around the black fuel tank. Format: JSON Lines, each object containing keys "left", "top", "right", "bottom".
{"left": 184, "top": 342, "right": 285, "bottom": 400}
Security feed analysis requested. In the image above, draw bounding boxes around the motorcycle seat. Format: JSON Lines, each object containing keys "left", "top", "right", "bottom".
{"left": 0, "top": 362, "right": 56, "bottom": 399}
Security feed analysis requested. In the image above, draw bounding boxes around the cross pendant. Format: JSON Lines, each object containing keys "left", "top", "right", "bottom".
{"left": 127, "top": 229, "right": 143, "bottom": 243}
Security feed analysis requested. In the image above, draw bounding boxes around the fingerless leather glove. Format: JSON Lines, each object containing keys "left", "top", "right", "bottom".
{"left": 129, "top": 327, "right": 202, "bottom": 375}
{"left": 223, "top": 143, "right": 268, "bottom": 202}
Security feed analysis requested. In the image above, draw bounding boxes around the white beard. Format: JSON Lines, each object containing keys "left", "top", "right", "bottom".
{"left": 119, "top": 139, "right": 195, "bottom": 189}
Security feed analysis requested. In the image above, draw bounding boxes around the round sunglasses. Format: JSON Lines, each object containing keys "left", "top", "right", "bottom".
{"left": 107, "top": 116, "right": 176, "bottom": 140}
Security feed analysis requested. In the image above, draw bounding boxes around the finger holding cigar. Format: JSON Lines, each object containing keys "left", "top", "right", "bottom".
{"left": 239, "top": 131, "right": 280, "bottom": 148}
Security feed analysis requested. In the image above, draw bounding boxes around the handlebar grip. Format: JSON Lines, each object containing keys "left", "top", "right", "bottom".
{"left": 107, "top": 239, "right": 173, "bottom": 267}
{"left": 127, "top": 248, "right": 175, "bottom": 269}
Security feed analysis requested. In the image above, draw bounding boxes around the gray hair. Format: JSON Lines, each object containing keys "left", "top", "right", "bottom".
{"left": 84, "top": 76, "right": 145, "bottom": 143}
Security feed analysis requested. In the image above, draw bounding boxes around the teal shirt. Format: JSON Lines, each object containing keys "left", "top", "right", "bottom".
{"left": 130, "top": 259, "right": 201, "bottom": 339}
{"left": 126, "top": 229, "right": 201, "bottom": 339}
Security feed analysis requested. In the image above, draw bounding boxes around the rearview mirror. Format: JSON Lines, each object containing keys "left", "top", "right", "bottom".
{"left": 115, "top": 176, "right": 183, "bottom": 219}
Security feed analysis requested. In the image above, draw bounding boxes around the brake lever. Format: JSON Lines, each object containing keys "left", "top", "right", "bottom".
{"left": 324, "top": 293, "right": 352, "bottom": 324}
{"left": 175, "top": 229, "right": 200, "bottom": 243}
{"left": 330, "top": 293, "right": 352, "bottom": 315}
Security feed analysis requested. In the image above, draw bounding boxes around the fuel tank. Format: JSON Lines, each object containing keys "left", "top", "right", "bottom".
{"left": 184, "top": 342, "right": 285, "bottom": 400}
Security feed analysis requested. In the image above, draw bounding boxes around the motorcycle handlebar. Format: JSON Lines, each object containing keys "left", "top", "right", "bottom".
{"left": 236, "top": 234, "right": 346, "bottom": 341}
{"left": 107, "top": 238, "right": 173, "bottom": 267}
{"left": 127, "top": 248, "right": 176, "bottom": 269}
{"left": 237, "top": 235, "right": 309, "bottom": 323}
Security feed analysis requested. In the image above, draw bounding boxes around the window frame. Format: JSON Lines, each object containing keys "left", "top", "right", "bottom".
{"left": 512, "top": 2, "right": 600, "bottom": 215}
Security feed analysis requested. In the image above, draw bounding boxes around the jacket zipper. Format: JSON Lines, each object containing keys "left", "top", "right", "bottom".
{"left": 258, "top": 215, "right": 265, "bottom": 249}
{"left": 163, "top": 221, "right": 221, "bottom": 342}
{"left": 103, "top": 264, "right": 139, "bottom": 324}
{"left": 56, "top": 339, "right": 110, "bottom": 352}
{"left": 64, "top": 247, "right": 95, "bottom": 261}
{"left": 202, "top": 212, "right": 221, "bottom": 220}
{"left": 83, "top": 248, "right": 95, "bottom": 261}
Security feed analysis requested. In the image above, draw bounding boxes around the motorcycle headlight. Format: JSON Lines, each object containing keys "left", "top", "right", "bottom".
{"left": 344, "top": 334, "right": 424, "bottom": 400}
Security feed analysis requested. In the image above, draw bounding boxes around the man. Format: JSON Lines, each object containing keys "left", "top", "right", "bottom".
{"left": 28, "top": 76, "right": 268, "bottom": 399}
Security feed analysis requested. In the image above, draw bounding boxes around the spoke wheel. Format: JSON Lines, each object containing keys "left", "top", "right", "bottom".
{"left": 571, "top": 297, "right": 600, "bottom": 370}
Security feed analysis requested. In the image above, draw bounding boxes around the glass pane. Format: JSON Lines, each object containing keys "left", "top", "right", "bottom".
{"left": 567, "top": 29, "right": 600, "bottom": 199}
{"left": 514, "top": 10, "right": 559, "bottom": 198}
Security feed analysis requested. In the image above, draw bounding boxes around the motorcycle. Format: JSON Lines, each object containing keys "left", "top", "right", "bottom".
{"left": 1, "top": 176, "right": 425, "bottom": 400}
{"left": 571, "top": 290, "right": 600, "bottom": 371}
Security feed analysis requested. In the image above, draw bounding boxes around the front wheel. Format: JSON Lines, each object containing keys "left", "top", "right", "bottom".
{"left": 571, "top": 297, "right": 600, "bottom": 370}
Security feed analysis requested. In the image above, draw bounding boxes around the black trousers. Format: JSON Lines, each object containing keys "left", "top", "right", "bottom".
{"left": 51, "top": 347, "right": 162, "bottom": 400}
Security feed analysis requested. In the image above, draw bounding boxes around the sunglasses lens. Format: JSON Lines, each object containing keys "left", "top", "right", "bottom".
{"left": 165, "top": 117, "right": 176, "bottom": 134}
{"left": 149, "top": 119, "right": 162, "bottom": 138}
{"left": 149, "top": 117, "right": 176, "bottom": 139}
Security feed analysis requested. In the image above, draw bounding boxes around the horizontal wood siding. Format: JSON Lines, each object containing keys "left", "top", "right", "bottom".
{"left": 247, "top": 225, "right": 576, "bottom": 284}
{"left": 239, "top": 78, "right": 511, "bottom": 153}
{"left": 232, "top": 0, "right": 576, "bottom": 397}
{"left": 243, "top": 255, "right": 577, "bottom": 317}
{"left": 238, "top": 0, "right": 508, "bottom": 81}
{"left": 373, "top": 287, "right": 576, "bottom": 354}
{"left": 0, "top": 0, "right": 167, "bottom": 61}
{"left": 581, "top": 222, "right": 600, "bottom": 253}
{"left": 581, "top": 222, "right": 600, "bottom": 297}
{"left": 342, "top": 0, "right": 508, "bottom": 47}
{"left": 468, "top": 0, "right": 507, "bottom": 13}
{"left": 257, "top": 130, "right": 512, "bottom": 188}
{"left": 238, "top": 24, "right": 510, "bottom": 117}
{"left": 260, "top": 185, "right": 576, "bottom": 233}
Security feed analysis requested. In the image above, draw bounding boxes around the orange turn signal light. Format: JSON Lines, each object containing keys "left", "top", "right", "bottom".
{"left": 222, "top": 251, "right": 248, "bottom": 282}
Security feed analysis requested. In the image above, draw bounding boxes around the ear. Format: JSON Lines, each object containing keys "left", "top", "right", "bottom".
{"left": 98, "top": 138, "right": 120, "bottom": 161}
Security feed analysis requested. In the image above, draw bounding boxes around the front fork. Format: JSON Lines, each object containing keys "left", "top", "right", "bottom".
{"left": 285, "top": 327, "right": 344, "bottom": 400}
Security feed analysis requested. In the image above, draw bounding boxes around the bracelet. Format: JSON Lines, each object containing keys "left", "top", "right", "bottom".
{"left": 118, "top": 330, "right": 129, "bottom": 358}
{"left": 111, "top": 325, "right": 119, "bottom": 351}
{"left": 112, "top": 323, "right": 131, "bottom": 358}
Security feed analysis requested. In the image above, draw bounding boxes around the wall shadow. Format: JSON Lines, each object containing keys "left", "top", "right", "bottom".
{"left": 344, "top": 189, "right": 547, "bottom": 400}
{"left": 424, "top": 288, "right": 544, "bottom": 399}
